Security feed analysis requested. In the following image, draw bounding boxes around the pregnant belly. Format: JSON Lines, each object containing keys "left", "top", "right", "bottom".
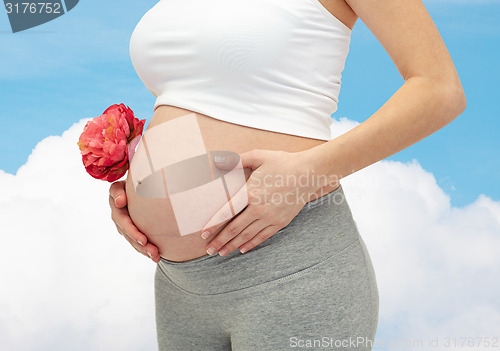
{"left": 125, "top": 105, "right": 330, "bottom": 262}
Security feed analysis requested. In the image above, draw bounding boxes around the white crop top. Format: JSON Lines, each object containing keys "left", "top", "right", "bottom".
{"left": 129, "top": 0, "right": 352, "bottom": 141}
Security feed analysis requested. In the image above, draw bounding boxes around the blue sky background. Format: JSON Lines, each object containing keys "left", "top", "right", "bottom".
{"left": 339, "top": 0, "right": 500, "bottom": 207}
{"left": 1, "top": 0, "right": 499, "bottom": 207}
{"left": 1, "top": 1, "right": 500, "bottom": 350}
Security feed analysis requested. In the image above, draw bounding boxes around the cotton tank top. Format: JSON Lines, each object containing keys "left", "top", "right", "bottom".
{"left": 129, "top": 0, "right": 352, "bottom": 141}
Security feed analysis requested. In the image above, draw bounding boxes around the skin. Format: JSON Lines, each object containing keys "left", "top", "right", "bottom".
{"left": 109, "top": 0, "right": 466, "bottom": 262}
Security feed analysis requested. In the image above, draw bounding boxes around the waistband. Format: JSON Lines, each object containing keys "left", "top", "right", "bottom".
{"left": 157, "top": 183, "right": 361, "bottom": 295}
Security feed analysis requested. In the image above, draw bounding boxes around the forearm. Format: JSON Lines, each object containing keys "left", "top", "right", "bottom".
{"left": 304, "top": 76, "right": 467, "bottom": 187}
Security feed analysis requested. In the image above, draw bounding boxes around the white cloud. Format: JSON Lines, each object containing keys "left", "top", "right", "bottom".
{"left": 0, "top": 119, "right": 157, "bottom": 351}
{"left": 331, "top": 118, "right": 500, "bottom": 349}
{"left": 0, "top": 117, "right": 498, "bottom": 350}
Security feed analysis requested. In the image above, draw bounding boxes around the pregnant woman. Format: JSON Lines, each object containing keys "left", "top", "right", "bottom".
{"left": 109, "top": 0, "right": 466, "bottom": 350}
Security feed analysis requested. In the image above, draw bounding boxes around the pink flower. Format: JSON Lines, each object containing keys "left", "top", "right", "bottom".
{"left": 77, "top": 103, "right": 146, "bottom": 182}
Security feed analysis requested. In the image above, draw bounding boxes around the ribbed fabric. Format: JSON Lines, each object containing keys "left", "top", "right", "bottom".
{"left": 154, "top": 185, "right": 379, "bottom": 350}
{"left": 129, "top": 0, "right": 351, "bottom": 141}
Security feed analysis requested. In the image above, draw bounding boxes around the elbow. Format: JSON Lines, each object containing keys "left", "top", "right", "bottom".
{"left": 450, "top": 83, "right": 467, "bottom": 115}
{"left": 439, "top": 79, "right": 467, "bottom": 121}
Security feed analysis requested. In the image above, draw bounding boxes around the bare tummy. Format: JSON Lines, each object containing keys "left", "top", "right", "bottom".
{"left": 121, "top": 0, "right": 357, "bottom": 262}
{"left": 125, "top": 105, "right": 341, "bottom": 262}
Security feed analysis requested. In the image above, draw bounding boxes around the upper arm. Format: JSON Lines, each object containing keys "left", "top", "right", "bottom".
{"left": 345, "top": 0, "right": 463, "bottom": 88}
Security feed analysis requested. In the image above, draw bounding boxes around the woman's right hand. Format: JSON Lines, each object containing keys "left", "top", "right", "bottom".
{"left": 109, "top": 180, "right": 161, "bottom": 263}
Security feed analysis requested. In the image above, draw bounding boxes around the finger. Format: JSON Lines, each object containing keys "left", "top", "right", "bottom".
{"left": 121, "top": 232, "right": 160, "bottom": 262}
{"left": 109, "top": 180, "right": 127, "bottom": 208}
{"left": 213, "top": 149, "right": 264, "bottom": 172}
{"left": 201, "top": 201, "right": 235, "bottom": 239}
{"left": 217, "top": 219, "right": 268, "bottom": 256}
{"left": 201, "top": 183, "right": 251, "bottom": 239}
{"left": 109, "top": 195, "right": 126, "bottom": 217}
{"left": 122, "top": 233, "right": 142, "bottom": 252}
{"left": 110, "top": 203, "right": 149, "bottom": 246}
{"left": 110, "top": 196, "right": 125, "bottom": 233}
{"left": 109, "top": 193, "right": 127, "bottom": 212}
{"left": 108, "top": 183, "right": 160, "bottom": 263}
{"left": 144, "top": 242, "right": 161, "bottom": 262}
{"left": 204, "top": 209, "right": 258, "bottom": 256}
{"left": 114, "top": 222, "right": 124, "bottom": 235}
{"left": 211, "top": 150, "right": 241, "bottom": 170}
{"left": 122, "top": 233, "right": 149, "bottom": 257}
{"left": 238, "top": 225, "right": 279, "bottom": 254}
{"left": 239, "top": 149, "right": 264, "bottom": 170}
{"left": 116, "top": 214, "right": 161, "bottom": 261}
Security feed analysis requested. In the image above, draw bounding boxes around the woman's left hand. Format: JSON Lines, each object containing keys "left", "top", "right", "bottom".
{"left": 200, "top": 148, "right": 329, "bottom": 256}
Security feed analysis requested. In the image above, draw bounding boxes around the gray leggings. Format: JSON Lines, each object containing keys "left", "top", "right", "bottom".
{"left": 154, "top": 184, "right": 379, "bottom": 350}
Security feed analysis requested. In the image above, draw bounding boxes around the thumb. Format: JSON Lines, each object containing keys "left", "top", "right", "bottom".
{"left": 211, "top": 150, "right": 240, "bottom": 170}
{"left": 212, "top": 149, "right": 264, "bottom": 171}
{"left": 238, "top": 149, "right": 265, "bottom": 170}
{"left": 109, "top": 180, "right": 127, "bottom": 207}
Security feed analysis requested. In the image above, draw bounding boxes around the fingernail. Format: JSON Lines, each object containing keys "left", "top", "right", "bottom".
{"left": 201, "top": 230, "right": 210, "bottom": 239}
{"left": 207, "top": 247, "right": 217, "bottom": 255}
{"left": 115, "top": 195, "right": 122, "bottom": 205}
{"left": 137, "top": 240, "right": 144, "bottom": 246}
{"left": 214, "top": 155, "right": 225, "bottom": 163}
{"left": 147, "top": 251, "right": 152, "bottom": 258}
{"left": 219, "top": 248, "right": 228, "bottom": 256}
{"left": 240, "top": 247, "right": 247, "bottom": 254}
